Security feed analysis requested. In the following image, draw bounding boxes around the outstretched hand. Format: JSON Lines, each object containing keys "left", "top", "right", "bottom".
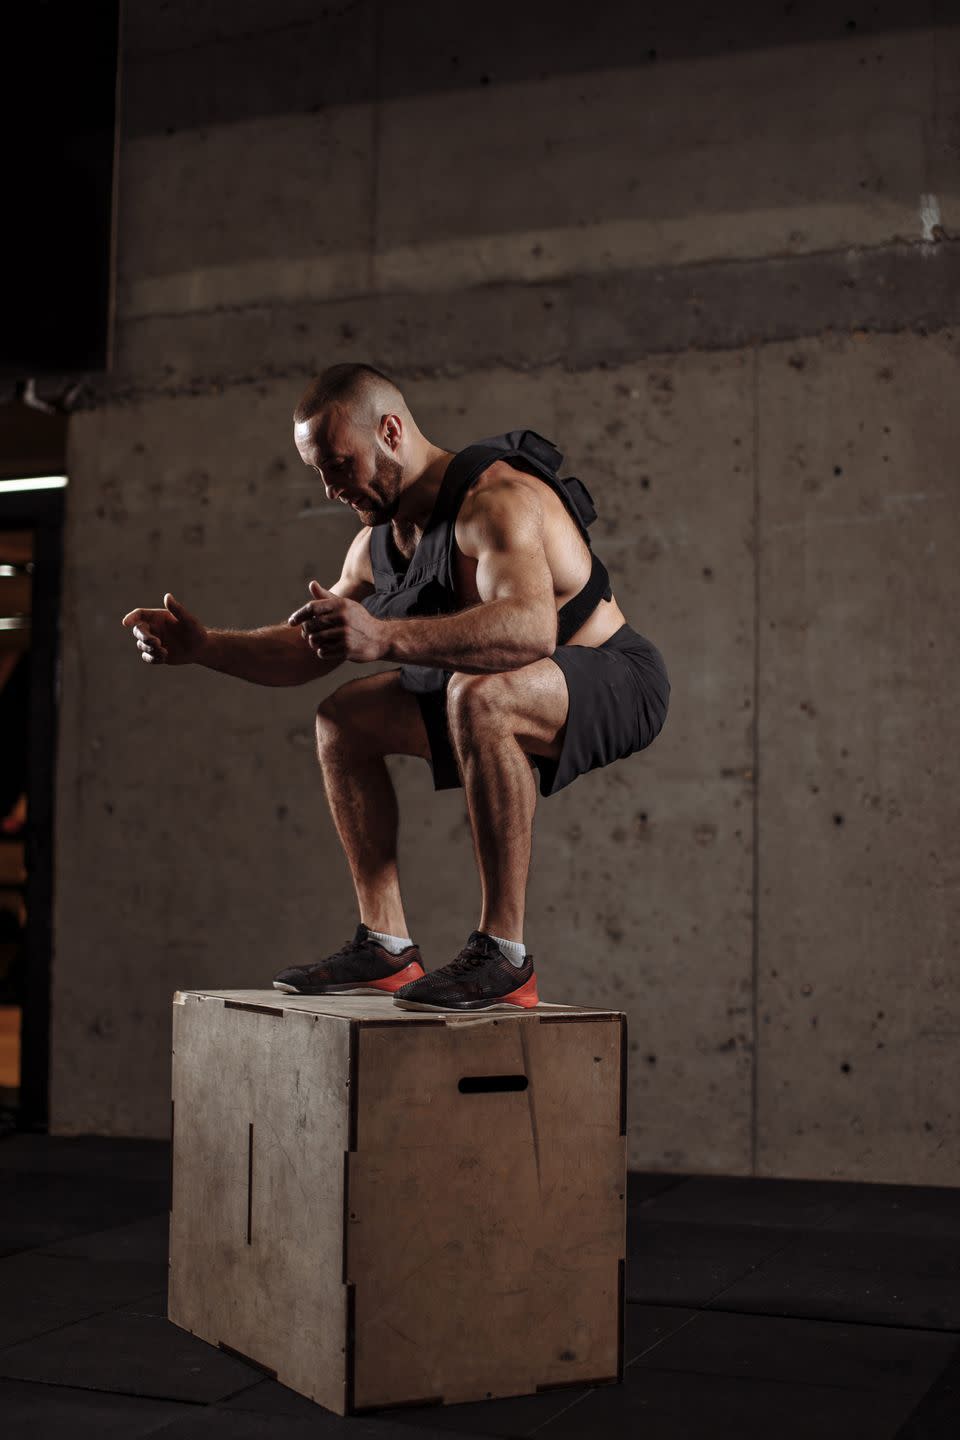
{"left": 289, "top": 580, "right": 387, "bottom": 663}
{"left": 121, "top": 593, "right": 208, "bottom": 665}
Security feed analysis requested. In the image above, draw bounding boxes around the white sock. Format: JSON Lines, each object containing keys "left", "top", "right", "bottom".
{"left": 488, "top": 932, "right": 526, "bottom": 968}
{"left": 366, "top": 927, "right": 413, "bottom": 955}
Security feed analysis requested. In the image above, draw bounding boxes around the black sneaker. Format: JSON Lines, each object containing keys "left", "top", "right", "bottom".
{"left": 392, "top": 930, "right": 540, "bottom": 1012}
{"left": 272, "top": 923, "right": 425, "bottom": 996}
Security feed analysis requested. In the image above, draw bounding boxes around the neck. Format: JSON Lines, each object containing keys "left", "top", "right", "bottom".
{"left": 393, "top": 442, "right": 455, "bottom": 529}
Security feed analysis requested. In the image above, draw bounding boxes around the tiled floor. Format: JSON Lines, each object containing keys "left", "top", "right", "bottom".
{"left": 0, "top": 1134, "right": 957, "bottom": 1438}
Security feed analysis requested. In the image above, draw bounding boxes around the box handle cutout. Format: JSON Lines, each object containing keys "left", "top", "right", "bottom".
{"left": 458, "top": 1074, "right": 528, "bottom": 1093}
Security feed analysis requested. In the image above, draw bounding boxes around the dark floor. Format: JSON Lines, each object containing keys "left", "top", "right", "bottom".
{"left": 0, "top": 1135, "right": 958, "bottom": 1439}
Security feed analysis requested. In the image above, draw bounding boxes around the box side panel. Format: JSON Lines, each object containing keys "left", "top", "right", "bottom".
{"left": 349, "top": 1137, "right": 624, "bottom": 1408}
{"left": 169, "top": 997, "right": 351, "bottom": 1414}
{"left": 349, "top": 1017, "right": 625, "bottom": 1408}
{"left": 355, "top": 1015, "right": 622, "bottom": 1149}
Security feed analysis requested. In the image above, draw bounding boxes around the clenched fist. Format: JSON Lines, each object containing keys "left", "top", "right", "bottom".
{"left": 121, "top": 593, "right": 207, "bottom": 665}
{"left": 288, "top": 580, "right": 387, "bottom": 664}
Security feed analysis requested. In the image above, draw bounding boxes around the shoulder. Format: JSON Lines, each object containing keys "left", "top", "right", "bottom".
{"left": 454, "top": 460, "right": 547, "bottom": 559}
{"left": 457, "top": 459, "right": 546, "bottom": 525}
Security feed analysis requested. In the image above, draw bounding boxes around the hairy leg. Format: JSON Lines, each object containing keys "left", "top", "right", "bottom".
{"left": 314, "top": 669, "right": 432, "bottom": 936}
{"left": 445, "top": 658, "right": 569, "bottom": 940}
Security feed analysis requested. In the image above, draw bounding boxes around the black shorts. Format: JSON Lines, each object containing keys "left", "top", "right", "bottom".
{"left": 413, "top": 623, "right": 670, "bottom": 798}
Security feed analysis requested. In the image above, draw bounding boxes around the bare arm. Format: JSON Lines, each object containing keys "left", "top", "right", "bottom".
{"left": 122, "top": 528, "right": 375, "bottom": 686}
{"left": 199, "top": 618, "right": 341, "bottom": 686}
{"left": 381, "top": 470, "right": 557, "bottom": 673}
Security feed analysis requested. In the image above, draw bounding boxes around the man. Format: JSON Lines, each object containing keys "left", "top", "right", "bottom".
{"left": 121, "top": 364, "right": 670, "bottom": 1012}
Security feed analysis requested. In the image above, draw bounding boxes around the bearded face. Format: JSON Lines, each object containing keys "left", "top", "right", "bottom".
{"left": 351, "top": 444, "right": 404, "bottom": 526}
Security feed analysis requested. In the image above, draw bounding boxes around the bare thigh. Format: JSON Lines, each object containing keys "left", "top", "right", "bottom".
{"left": 315, "top": 668, "right": 433, "bottom": 763}
{"left": 447, "top": 655, "right": 570, "bottom": 763}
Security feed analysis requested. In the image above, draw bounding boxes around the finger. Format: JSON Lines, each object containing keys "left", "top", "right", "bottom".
{"left": 133, "top": 625, "right": 161, "bottom": 646}
{"left": 308, "top": 579, "right": 331, "bottom": 599}
{"left": 288, "top": 602, "right": 324, "bottom": 626}
{"left": 137, "top": 637, "right": 166, "bottom": 658}
{"left": 122, "top": 608, "right": 146, "bottom": 627}
{"left": 305, "top": 619, "right": 338, "bottom": 642}
{"left": 164, "top": 592, "right": 188, "bottom": 620}
{"left": 303, "top": 611, "right": 336, "bottom": 632}
{"left": 141, "top": 649, "right": 163, "bottom": 664}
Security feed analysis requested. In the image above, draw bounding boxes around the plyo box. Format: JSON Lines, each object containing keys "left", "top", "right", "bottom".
{"left": 168, "top": 988, "right": 627, "bottom": 1414}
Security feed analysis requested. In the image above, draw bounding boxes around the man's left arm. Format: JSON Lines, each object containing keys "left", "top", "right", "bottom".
{"left": 382, "top": 477, "right": 557, "bottom": 673}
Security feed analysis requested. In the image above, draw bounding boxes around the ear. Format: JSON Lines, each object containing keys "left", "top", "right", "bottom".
{"left": 381, "top": 412, "right": 402, "bottom": 452}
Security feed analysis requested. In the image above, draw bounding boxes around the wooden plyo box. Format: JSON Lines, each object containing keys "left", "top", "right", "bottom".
{"left": 168, "top": 988, "right": 627, "bottom": 1415}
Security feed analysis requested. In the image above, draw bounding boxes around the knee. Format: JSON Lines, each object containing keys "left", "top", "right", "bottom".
{"left": 446, "top": 671, "right": 512, "bottom": 730}
{"left": 314, "top": 680, "right": 359, "bottom": 739}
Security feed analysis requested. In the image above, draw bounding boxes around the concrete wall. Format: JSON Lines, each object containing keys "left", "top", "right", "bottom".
{"left": 46, "top": 2, "right": 959, "bottom": 1182}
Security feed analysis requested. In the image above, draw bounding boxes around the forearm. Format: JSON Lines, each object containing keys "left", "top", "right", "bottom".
{"left": 199, "top": 624, "right": 341, "bottom": 686}
{"left": 381, "top": 600, "right": 555, "bottom": 674}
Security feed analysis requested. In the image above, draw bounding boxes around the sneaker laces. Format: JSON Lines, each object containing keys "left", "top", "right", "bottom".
{"left": 326, "top": 927, "right": 374, "bottom": 965}
{"left": 445, "top": 940, "right": 496, "bottom": 974}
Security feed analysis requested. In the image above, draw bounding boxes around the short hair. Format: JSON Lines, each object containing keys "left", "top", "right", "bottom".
{"left": 293, "top": 363, "right": 405, "bottom": 427}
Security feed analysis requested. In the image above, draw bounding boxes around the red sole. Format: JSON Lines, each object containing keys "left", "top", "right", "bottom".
{"left": 394, "top": 971, "right": 541, "bottom": 1011}
{"left": 365, "top": 959, "right": 426, "bottom": 993}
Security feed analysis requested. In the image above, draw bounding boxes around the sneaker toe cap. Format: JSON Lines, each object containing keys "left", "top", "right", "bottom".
{"left": 272, "top": 965, "right": 308, "bottom": 988}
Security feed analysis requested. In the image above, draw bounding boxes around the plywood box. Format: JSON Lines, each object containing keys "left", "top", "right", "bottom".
{"left": 168, "top": 988, "right": 627, "bottom": 1415}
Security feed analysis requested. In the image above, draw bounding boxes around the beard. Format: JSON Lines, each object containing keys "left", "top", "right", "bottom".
{"left": 354, "top": 448, "right": 403, "bottom": 526}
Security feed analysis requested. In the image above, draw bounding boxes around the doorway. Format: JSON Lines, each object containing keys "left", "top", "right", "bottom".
{"left": 0, "top": 490, "right": 63, "bottom": 1133}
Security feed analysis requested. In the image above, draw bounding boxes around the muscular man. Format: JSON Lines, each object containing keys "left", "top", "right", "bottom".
{"left": 121, "top": 364, "right": 670, "bottom": 1012}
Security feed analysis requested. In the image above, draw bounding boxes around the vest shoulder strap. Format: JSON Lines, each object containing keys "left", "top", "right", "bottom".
{"left": 446, "top": 429, "right": 602, "bottom": 539}
{"left": 556, "top": 552, "right": 613, "bottom": 646}
{"left": 368, "top": 523, "right": 398, "bottom": 588}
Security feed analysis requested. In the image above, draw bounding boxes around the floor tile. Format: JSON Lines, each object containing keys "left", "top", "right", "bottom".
{"left": 626, "top": 1173, "right": 691, "bottom": 1207}
{"left": 0, "top": 1134, "right": 171, "bottom": 1183}
{"left": 0, "top": 1252, "right": 166, "bottom": 1348}
{"left": 116, "top": 1291, "right": 168, "bottom": 1320}
{"left": 362, "top": 1385, "right": 590, "bottom": 1437}
{"left": 626, "top": 1221, "right": 796, "bottom": 1305}
{"left": 623, "top": 1304, "right": 698, "bottom": 1364}
{"left": 814, "top": 1183, "right": 960, "bottom": 1239}
{"left": 217, "top": 1377, "right": 343, "bottom": 1419}
{"left": 0, "top": 1307, "right": 265, "bottom": 1404}
{"left": 631, "top": 1174, "right": 855, "bottom": 1229}
{"left": 708, "top": 1230, "right": 960, "bottom": 1329}
{"left": 631, "top": 1308, "right": 957, "bottom": 1393}
{"left": 894, "top": 1338, "right": 960, "bottom": 1438}
{"left": 39, "top": 1212, "right": 170, "bottom": 1264}
{"left": 155, "top": 1402, "right": 484, "bottom": 1438}
{"left": 0, "top": 1169, "right": 169, "bottom": 1256}
{"left": 533, "top": 1365, "right": 922, "bottom": 1440}
{"left": 0, "top": 1375, "right": 192, "bottom": 1440}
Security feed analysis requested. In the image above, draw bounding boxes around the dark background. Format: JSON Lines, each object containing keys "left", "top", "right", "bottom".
{"left": 1, "top": 2, "right": 119, "bottom": 376}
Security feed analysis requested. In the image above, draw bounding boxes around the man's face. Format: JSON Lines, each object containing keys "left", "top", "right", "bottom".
{"left": 294, "top": 410, "right": 403, "bottom": 526}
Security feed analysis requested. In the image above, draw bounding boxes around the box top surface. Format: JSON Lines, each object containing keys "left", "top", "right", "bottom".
{"left": 174, "top": 989, "right": 624, "bottom": 1026}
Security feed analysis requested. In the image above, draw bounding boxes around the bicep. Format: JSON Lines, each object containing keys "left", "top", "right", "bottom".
{"left": 460, "top": 482, "right": 556, "bottom": 641}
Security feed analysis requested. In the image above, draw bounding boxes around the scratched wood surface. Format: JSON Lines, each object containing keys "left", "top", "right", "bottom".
{"left": 349, "top": 1014, "right": 626, "bottom": 1407}
{"left": 169, "top": 992, "right": 351, "bottom": 1412}
{"left": 168, "top": 989, "right": 626, "bottom": 1413}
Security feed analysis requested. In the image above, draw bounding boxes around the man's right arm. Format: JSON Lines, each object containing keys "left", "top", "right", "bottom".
{"left": 203, "top": 527, "right": 376, "bottom": 685}
{"left": 122, "top": 527, "right": 376, "bottom": 686}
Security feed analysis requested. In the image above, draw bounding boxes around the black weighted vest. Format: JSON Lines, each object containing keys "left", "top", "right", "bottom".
{"left": 359, "top": 428, "right": 613, "bottom": 695}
